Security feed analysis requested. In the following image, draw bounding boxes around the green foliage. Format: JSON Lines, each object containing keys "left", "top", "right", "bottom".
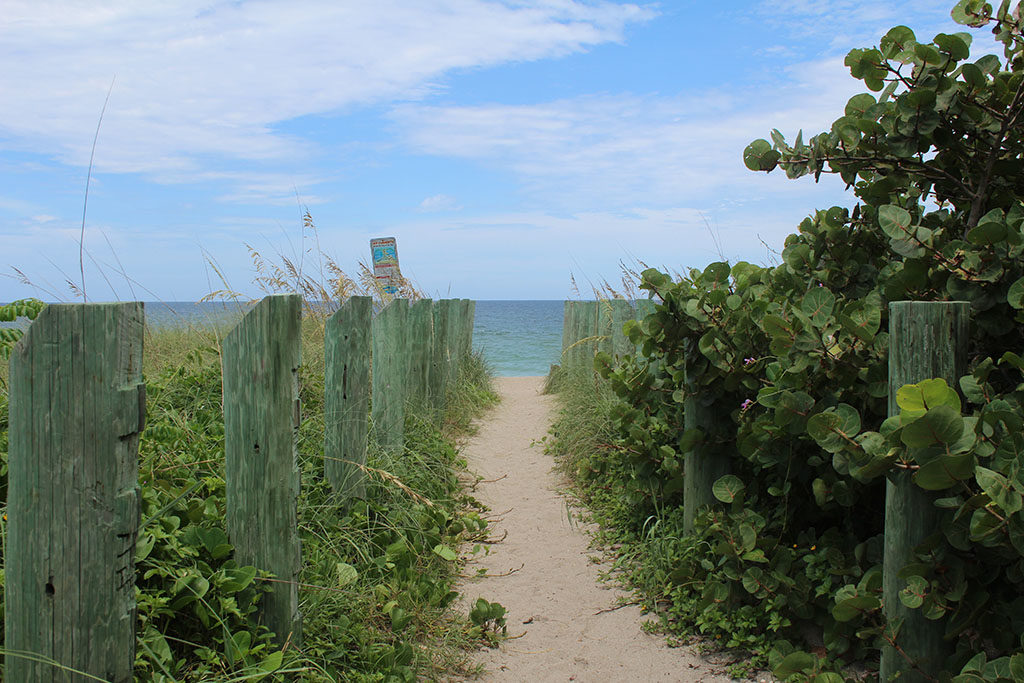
{"left": 550, "top": 3, "right": 1024, "bottom": 680}
{"left": 1, "top": 318, "right": 501, "bottom": 680}
{"left": 0, "top": 299, "right": 45, "bottom": 363}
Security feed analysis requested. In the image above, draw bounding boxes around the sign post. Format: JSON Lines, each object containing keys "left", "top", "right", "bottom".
{"left": 370, "top": 237, "right": 400, "bottom": 296}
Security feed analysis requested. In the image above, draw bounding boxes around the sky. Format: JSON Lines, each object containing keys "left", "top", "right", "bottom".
{"left": 0, "top": 1, "right": 989, "bottom": 302}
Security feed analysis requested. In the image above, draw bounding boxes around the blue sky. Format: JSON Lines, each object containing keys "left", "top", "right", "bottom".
{"left": 0, "top": 1, "right": 980, "bottom": 301}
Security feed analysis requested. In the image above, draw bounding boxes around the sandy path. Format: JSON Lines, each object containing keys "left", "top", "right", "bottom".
{"left": 456, "top": 376, "right": 737, "bottom": 682}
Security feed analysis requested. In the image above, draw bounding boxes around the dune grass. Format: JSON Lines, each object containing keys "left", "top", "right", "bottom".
{"left": 1, "top": 316, "right": 500, "bottom": 681}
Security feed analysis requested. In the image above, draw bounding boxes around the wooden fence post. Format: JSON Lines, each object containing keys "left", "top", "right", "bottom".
{"left": 431, "top": 300, "right": 450, "bottom": 417}
{"left": 222, "top": 294, "right": 303, "bottom": 646}
{"left": 560, "top": 301, "right": 573, "bottom": 371}
{"left": 372, "top": 298, "right": 409, "bottom": 451}
{"left": 325, "top": 296, "right": 371, "bottom": 500}
{"left": 583, "top": 301, "right": 599, "bottom": 374}
{"left": 445, "top": 299, "right": 464, "bottom": 387}
{"left": 683, "top": 383, "right": 727, "bottom": 534}
{"left": 407, "top": 299, "right": 434, "bottom": 414}
{"left": 881, "top": 301, "right": 969, "bottom": 681}
{"left": 610, "top": 299, "right": 633, "bottom": 359}
{"left": 6, "top": 303, "right": 144, "bottom": 682}
{"left": 596, "top": 300, "right": 613, "bottom": 357}
{"left": 466, "top": 301, "right": 477, "bottom": 360}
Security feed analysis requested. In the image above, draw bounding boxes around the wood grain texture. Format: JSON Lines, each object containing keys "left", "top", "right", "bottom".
{"left": 443, "top": 300, "right": 463, "bottom": 389}
{"left": 222, "top": 294, "right": 302, "bottom": 646}
{"left": 431, "top": 301, "right": 451, "bottom": 418}
{"left": 683, "top": 392, "right": 727, "bottom": 534}
{"left": 325, "top": 296, "right": 371, "bottom": 500}
{"left": 610, "top": 299, "right": 633, "bottom": 359}
{"left": 372, "top": 299, "right": 409, "bottom": 451}
{"left": 6, "top": 302, "right": 144, "bottom": 682}
{"left": 881, "top": 301, "right": 969, "bottom": 681}
{"left": 407, "top": 299, "right": 434, "bottom": 414}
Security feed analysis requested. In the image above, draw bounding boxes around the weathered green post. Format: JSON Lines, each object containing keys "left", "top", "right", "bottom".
{"left": 683, "top": 384, "right": 727, "bottom": 533}
{"left": 6, "top": 303, "right": 144, "bottom": 682}
{"left": 372, "top": 298, "right": 409, "bottom": 451}
{"left": 444, "top": 299, "right": 464, "bottom": 387}
{"left": 597, "top": 299, "right": 613, "bottom": 356}
{"left": 431, "top": 300, "right": 451, "bottom": 417}
{"left": 610, "top": 299, "right": 633, "bottom": 359}
{"left": 325, "top": 296, "right": 371, "bottom": 500}
{"left": 463, "top": 299, "right": 476, "bottom": 360}
{"left": 569, "top": 301, "right": 589, "bottom": 376}
{"left": 561, "top": 301, "right": 574, "bottom": 371}
{"left": 223, "top": 294, "right": 303, "bottom": 646}
{"left": 881, "top": 301, "right": 969, "bottom": 681}
{"left": 581, "top": 301, "right": 599, "bottom": 375}
{"left": 408, "top": 299, "right": 435, "bottom": 413}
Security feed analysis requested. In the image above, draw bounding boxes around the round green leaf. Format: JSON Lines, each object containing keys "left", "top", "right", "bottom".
{"left": 934, "top": 32, "right": 971, "bottom": 60}
{"left": 712, "top": 474, "right": 745, "bottom": 503}
{"left": 901, "top": 405, "right": 965, "bottom": 447}
{"left": 1007, "top": 276, "right": 1024, "bottom": 309}
{"left": 743, "top": 139, "right": 780, "bottom": 171}
{"left": 702, "top": 261, "right": 731, "bottom": 283}
{"left": 878, "top": 204, "right": 913, "bottom": 239}
{"left": 801, "top": 287, "right": 835, "bottom": 326}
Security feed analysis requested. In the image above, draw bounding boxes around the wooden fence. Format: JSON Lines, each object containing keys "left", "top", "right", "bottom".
{"left": 561, "top": 298, "right": 969, "bottom": 681}
{"left": 3, "top": 295, "right": 475, "bottom": 681}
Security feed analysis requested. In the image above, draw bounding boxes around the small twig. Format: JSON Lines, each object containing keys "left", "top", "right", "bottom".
{"left": 461, "top": 563, "right": 525, "bottom": 579}
{"left": 153, "top": 458, "right": 218, "bottom": 473}
{"left": 594, "top": 600, "right": 641, "bottom": 615}
{"left": 479, "top": 473, "right": 508, "bottom": 484}
{"left": 254, "top": 575, "right": 354, "bottom": 596}
{"left": 477, "top": 530, "right": 508, "bottom": 544}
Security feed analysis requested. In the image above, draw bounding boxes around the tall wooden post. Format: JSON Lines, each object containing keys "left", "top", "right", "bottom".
{"left": 597, "top": 300, "right": 613, "bottom": 356}
{"left": 610, "top": 299, "right": 633, "bottom": 359}
{"left": 7, "top": 303, "right": 144, "bottom": 682}
{"left": 372, "top": 298, "right": 409, "bottom": 451}
{"left": 683, "top": 390, "right": 727, "bottom": 533}
{"left": 561, "top": 301, "right": 573, "bottom": 371}
{"left": 462, "top": 299, "right": 476, "bottom": 360}
{"left": 881, "top": 301, "right": 969, "bottom": 681}
{"left": 444, "top": 299, "right": 464, "bottom": 387}
{"left": 431, "top": 300, "right": 451, "bottom": 417}
{"left": 325, "top": 296, "right": 371, "bottom": 500}
{"left": 581, "top": 301, "right": 599, "bottom": 375}
{"left": 407, "top": 299, "right": 434, "bottom": 413}
{"left": 223, "top": 294, "right": 302, "bottom": 645}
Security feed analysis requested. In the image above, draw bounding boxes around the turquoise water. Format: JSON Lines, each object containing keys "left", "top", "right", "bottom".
{"left": 148, "top": 300, "right": 566, "bottom": 377}
{"left": 4, "top": 300, "right": 565, "bottom": 378}
{"left": 473, "top": 300, "right": 564, "bottom": 377}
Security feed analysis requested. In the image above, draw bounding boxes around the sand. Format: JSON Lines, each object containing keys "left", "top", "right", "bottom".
{"left": 455, "top": 376, "right": 741, "bottom": 682}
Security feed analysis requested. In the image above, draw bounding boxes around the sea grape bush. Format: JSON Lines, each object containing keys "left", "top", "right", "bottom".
{"left": 591, "top": 2, "right": 1024, "bottom": 678}
{"left": 0, "top": 299, "right": 45, "bottom": 362}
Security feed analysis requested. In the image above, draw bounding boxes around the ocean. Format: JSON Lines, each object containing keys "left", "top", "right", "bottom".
{"left": 6, "top": 300, "right": 566, "bottom": 378}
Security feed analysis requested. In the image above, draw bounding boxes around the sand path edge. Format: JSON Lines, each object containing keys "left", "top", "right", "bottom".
{"left": 452, "top": 376, "right": 740, "bottom": 682}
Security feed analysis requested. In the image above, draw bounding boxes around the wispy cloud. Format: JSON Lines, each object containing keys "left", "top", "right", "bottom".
{"left": 391, "top": 57, "right": 864, "bottom": 210}
{"left": 418, "top": 193, "right": 462, "bottom": 212}
{"left": 1, "top": 1, "right": 653, "bottom": 177}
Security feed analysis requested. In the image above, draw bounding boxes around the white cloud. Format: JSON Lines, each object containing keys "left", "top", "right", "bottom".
{"left": 418, "top": 194, "right": 461, "bottom": 212}
{"left": 391, "top": 56, "right": 864, "bottom": 211}
{"left": 1, "top": 1, "right": 653, "bottom": 178}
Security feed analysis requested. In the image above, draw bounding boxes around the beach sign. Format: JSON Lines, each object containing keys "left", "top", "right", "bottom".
{"left": 371, "top": 237, "right": 400, "bottom": 294}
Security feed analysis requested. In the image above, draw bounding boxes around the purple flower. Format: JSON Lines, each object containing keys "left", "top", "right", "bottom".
{"left": 740, "top": 399, "right": 754, "bottom": 411}
{"left": 744, "top": 357, "right": 756, "bottom": 366}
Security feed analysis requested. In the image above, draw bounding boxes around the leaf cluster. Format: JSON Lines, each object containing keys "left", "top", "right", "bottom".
{"left": 559, "top": 3, "right": 1024, "bottom": 679}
